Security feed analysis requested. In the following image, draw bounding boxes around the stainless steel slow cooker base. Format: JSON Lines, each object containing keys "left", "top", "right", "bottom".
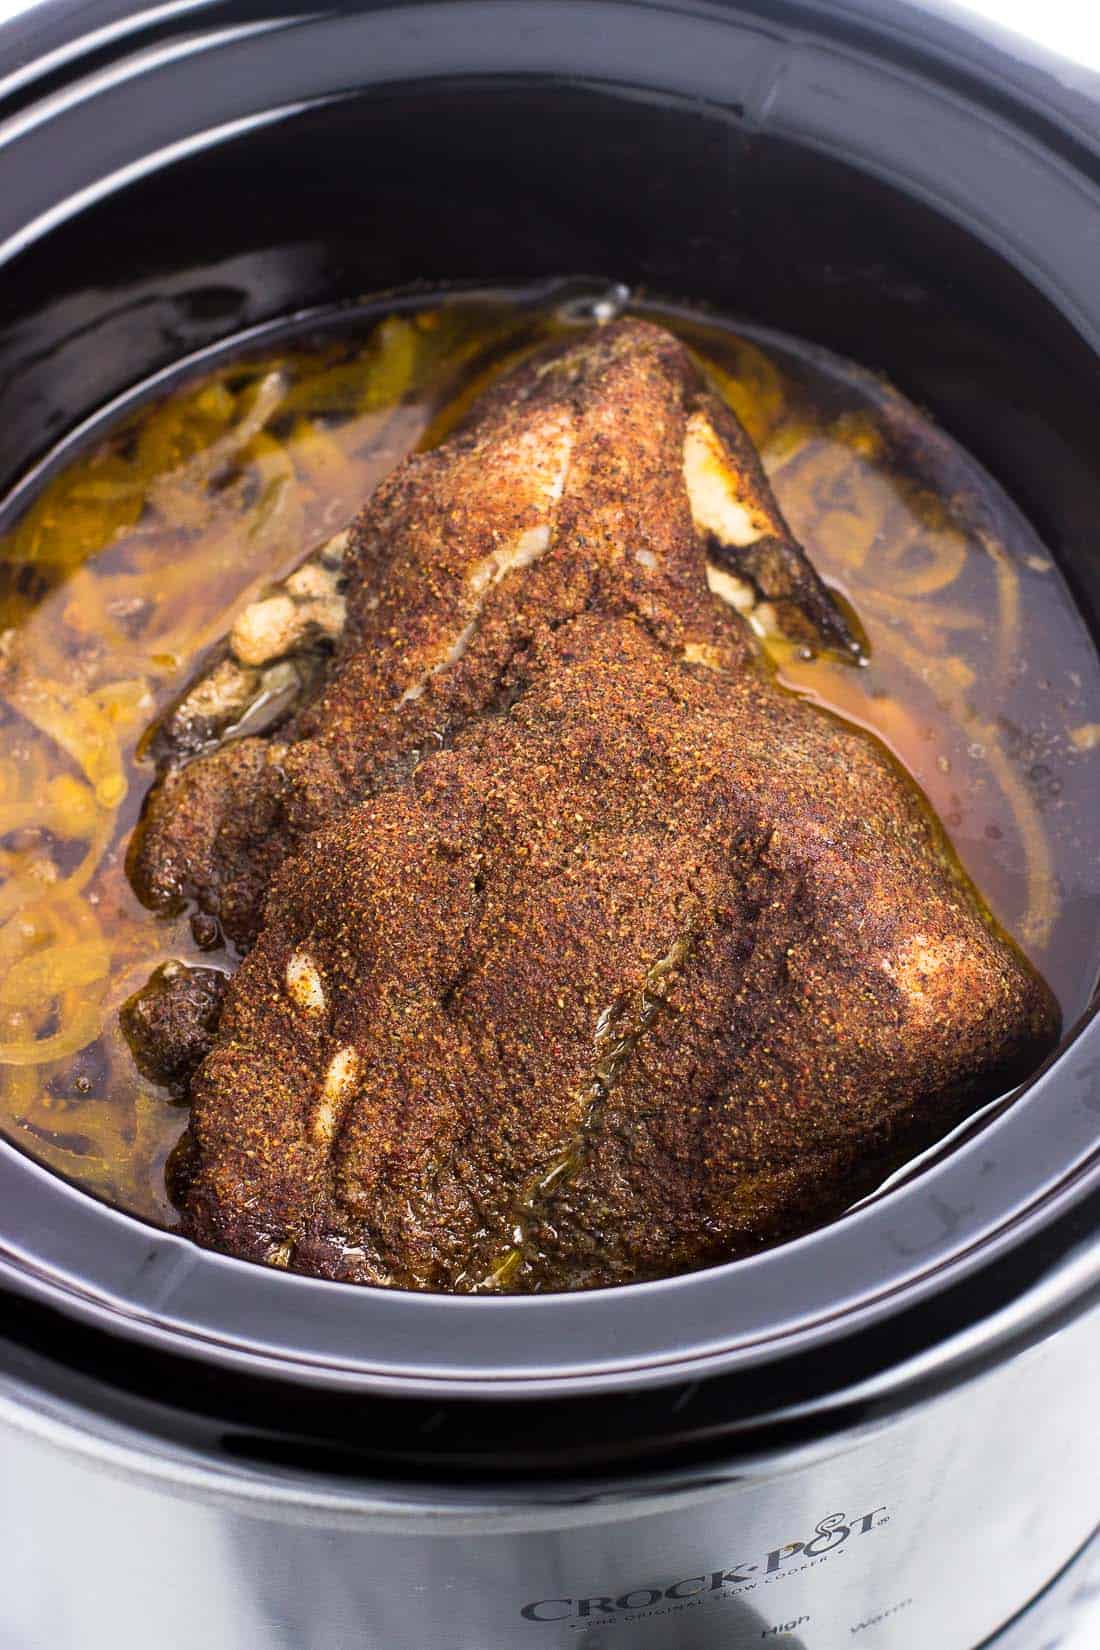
{"left": 996, "top": 1536, "right": 1100, "bottom": 1650}
{"left": 3, "top": 1300, "right": 1098, "bottom": 1649}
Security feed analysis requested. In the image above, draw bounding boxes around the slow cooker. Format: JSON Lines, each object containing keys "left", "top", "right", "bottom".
{"left": 1, "top": 1, "right": 1099, "bottom": 1646}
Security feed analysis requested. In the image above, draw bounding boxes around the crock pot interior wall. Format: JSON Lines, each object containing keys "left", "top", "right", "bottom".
{"left": 1, "top": 73, "right": 1098, "bottom": 643}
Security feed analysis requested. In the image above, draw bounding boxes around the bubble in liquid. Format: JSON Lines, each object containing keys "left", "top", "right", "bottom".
{"left": 557, "top": 283, "right": 632, "bottom": 326}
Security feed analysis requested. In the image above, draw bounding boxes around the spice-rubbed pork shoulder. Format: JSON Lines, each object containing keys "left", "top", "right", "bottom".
{"left": 129, "top": 320, "right": 1058, "bottom": 1291}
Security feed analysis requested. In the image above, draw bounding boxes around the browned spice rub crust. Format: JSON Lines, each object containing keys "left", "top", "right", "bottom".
{"left": 128, "top": 320, "right": 1059, "bottom": 1292}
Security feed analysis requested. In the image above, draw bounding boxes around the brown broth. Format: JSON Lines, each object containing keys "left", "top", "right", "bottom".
{"left": 0, "top": 282, "right": 1097, "bottom": 1226}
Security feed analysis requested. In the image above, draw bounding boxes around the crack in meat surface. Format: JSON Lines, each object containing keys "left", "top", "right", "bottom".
{"left": 128, "top": 321, "right": 1058, "bottom": 1292}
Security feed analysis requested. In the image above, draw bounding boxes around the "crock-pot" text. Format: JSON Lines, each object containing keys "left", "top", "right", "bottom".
{"left": 520, "top": 1507, "right": 889, "bottom": 1622}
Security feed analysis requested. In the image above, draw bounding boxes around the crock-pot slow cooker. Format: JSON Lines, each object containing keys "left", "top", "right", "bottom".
{"left": 1, "top": 2, "right": 1099, "bottom": 1647}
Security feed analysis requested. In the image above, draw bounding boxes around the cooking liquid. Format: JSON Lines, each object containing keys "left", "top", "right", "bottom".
{"left": 0, "top": 281, "right": 1097, "bottom": 1227}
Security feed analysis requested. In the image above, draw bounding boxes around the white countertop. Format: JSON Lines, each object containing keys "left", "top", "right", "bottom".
{"left": 946, "top": 0, "right": 1100, "bottom": 68}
